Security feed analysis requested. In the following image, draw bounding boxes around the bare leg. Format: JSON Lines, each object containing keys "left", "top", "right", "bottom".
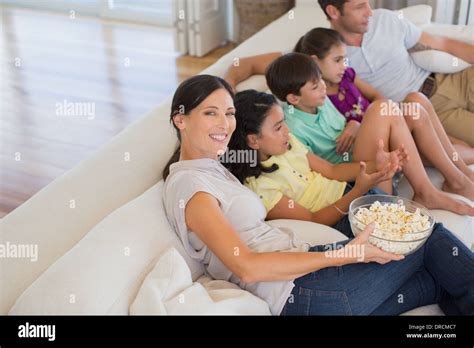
{"left": 423, "top": 136, "right": 474, "bottom": 166}
{"left": 449, "top": 135, "right": 474, "bottom": 166}
{"left": 353, "top": 100, "right": 474, "bottom": 216}
{"left": 405, "top": 92, "right": 474, "bottom": 180}
{"left": 350, "top": 102, "right": 392, "bottom": 194}
{"left": 402, "top": 93, "right": 474, "bottom": 200}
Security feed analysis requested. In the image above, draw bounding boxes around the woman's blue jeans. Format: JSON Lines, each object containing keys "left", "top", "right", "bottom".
{"left": 280, "top": 223, "right": 474, "bottom": 315}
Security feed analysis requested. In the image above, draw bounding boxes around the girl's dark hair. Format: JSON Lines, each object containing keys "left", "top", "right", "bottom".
{"left": 265, "top": 52, "right": 322, "bottom": 103}
{"left": 162, "top": 74, "right": 234, "bottom": 181}
{"left": 223, "top": 90, "right": 280, "bottom": 184}
{"left": 294, "top": 27, "right": 345, "bottom": 59}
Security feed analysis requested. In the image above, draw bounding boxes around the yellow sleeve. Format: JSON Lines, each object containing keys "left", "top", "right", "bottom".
{"left": 289, "top": 133, "right": 309, "bottom": 155}
{"left": 245, "top": 176, "right": 283, "bottom": 213}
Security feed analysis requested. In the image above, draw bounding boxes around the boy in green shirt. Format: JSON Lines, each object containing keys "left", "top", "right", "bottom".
{"left": 283, "top": 100, "right": 349, "bottom": 164}
{"left": 266, "top": 52, "right": 350, "bottom": 164}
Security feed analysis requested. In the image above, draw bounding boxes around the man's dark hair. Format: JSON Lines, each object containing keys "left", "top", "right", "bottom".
{"left": 265, "top": 52, "right": 322, "bottom": 103}
{"left": 318, "top": 0, "right": 349, "bottom": 20}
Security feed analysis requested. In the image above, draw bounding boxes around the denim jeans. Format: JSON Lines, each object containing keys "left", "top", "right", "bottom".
{"left": 331, "top": 185, "right": 387, "bottom": 239}
{"left": 280, "top": 223, "right": 474, "bottom": 315}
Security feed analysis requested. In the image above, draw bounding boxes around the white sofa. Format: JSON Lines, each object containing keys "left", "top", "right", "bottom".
{"left": 1, "top": 3, "right": 472, "bottom": 316}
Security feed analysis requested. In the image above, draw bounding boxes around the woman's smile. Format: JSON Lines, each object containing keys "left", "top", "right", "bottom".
{"left": 209, "top": 133, "right": 228, "bottom": 143}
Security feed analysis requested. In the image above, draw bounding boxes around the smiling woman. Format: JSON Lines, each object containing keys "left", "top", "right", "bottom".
{"left": 162, "top": 75, "right": 236, "bottom": 180}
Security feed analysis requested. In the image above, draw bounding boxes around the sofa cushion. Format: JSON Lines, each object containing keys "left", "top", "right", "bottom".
{"left": 411, "top": 50, "right": 471, "bottom": 74}
{"left": 267, "top": 219, "right": 349, "bottom": 246}
{"left": 130, "top": 247, "right": 271, "bottom": 315}
{"left": 9, "top": 182, "right": 204, "bottom": 315}
{"left": 410, "top": 24, "right": 473, "bottom": 74}
{"left": 399, "top": 5, "right": 433, "bottom": 26}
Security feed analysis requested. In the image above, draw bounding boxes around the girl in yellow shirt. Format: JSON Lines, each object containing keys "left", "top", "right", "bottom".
{"left": 223, "top": 90, "right": 408, "bottom": 237}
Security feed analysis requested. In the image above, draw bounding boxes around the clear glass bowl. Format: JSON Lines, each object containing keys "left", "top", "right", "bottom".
{"left": 349, "top": 195, "right": 435, "bottom": 255}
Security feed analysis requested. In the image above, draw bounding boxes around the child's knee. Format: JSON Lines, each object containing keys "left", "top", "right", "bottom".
{"left": 404, "top": 92, "right": 432, "bottom": 114}
{"left": 404, "top": 92, "right": 431, "bottom": 105}
{"left": 366, "top": 99, "right": 399, "bottom": 119}
{"left": 404, "top": 107, "right": 427, "bottom": 128}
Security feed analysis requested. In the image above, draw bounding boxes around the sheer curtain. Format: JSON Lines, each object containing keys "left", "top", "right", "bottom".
{"left": 370, "top": 0, "right": 408, "bottom": 10}
{"left": 370, "top": 0, "right": 472, "bottom": 24}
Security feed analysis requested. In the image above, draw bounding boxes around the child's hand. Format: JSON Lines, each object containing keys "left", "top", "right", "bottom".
{"left": 336, "top": 120, "right": 360, "bottom": 155}
{"left": 354, "top": 161, "right": 398, "bottom": 193}
{"left": 375, "top": 140, "right": 409, "bottom": 172}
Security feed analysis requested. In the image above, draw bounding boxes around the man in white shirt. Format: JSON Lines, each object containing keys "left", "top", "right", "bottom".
{"left": 318, "top": 0, "right": 474, "bottom": 145}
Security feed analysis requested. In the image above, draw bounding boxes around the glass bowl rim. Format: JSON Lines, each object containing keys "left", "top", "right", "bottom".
{"left": 349, "top": 194, "right": 435, "bottom": 238}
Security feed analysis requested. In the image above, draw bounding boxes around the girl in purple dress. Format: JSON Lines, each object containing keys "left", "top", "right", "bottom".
{"left": 294, "top": 28, "right": 474, "bottom": 167}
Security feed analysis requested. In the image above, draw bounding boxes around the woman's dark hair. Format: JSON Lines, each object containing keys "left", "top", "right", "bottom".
{"left": 162, "top": 74, "right": 234, "bottom": 181}
{"left": 294, "top": 27, "right": 345, "bottom": 59}
{"left": 223, "top": 90, "right": 281, "bottom": 184}
{"left": 265, "top": 52, "right": 322, "bottom": 103}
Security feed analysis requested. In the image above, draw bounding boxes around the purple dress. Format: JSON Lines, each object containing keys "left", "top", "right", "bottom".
{"left": 328, "top": 67, "right": 370, "bottom": 123}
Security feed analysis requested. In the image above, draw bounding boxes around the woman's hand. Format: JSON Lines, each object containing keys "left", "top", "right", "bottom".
{"left": 347, "top": 223, "right": 405, "bottom": 264}
{"left": 336, "top": 120, "right": 360, "bottom": 155}
{"left": 375, "top": 139, "right": 409, "bottom": 172}
{"left": 354, "top": 161, "right": 398, "bottom": 193}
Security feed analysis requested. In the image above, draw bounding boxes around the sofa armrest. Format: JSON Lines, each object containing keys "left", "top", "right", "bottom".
{"left": 0, "top": 101, "right": 177, "bottom": 314}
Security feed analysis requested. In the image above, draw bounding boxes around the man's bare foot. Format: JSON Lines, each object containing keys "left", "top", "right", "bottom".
{"left": 413, "top": 190, "right": 474, "bottom": 216}
{"left": 442, "top": 178, "right": 474, "bottom": 201}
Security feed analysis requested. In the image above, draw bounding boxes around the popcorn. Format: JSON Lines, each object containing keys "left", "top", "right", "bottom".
{"left": 351, "top": 200, "right": 433, "bottom": 255}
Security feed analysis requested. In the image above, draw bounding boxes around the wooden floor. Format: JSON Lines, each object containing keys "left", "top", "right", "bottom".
{"left": 0, "top": 5, "right": 236, "bottom": 218}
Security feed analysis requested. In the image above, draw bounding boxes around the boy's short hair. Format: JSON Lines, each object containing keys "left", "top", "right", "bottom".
{"left": 318, "top": 0, "right": 348, "bottom": 20}
{"left": 265, "top": 52, "right": 322, "bottom": 103}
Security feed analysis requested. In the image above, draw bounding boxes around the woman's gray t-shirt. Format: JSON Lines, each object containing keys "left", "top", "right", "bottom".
{"left": 163, "top": 158, "right": 311, "bottom": 315}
